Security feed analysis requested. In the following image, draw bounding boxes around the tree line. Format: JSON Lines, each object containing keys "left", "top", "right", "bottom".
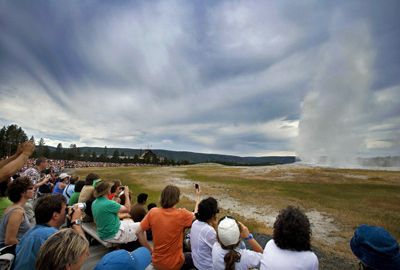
{"left": 0, "top": 124, "right": 189, "bottom": 165}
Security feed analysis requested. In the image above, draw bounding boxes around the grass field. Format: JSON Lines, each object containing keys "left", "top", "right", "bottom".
{"left": 71, "top": 164, "right": 399, "bottom": 269}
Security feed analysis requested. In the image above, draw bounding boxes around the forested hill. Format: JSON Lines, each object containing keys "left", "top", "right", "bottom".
{"left": 77, "top": 147, "right": 296, "bottom": 165}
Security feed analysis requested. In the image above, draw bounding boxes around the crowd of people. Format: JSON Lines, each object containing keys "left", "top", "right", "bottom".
{"left": 0, "top": 146, "right": 399, "bottom": 270}
{"left": 21, "top": 158, "right": 153, "bottom": 172}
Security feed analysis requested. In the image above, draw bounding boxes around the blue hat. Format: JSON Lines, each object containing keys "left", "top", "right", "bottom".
{"left": 350, "top": 225, "right": 400, "bottom": 270}
{"left": 94, "top": 247, "right": 151, "bottom": 270}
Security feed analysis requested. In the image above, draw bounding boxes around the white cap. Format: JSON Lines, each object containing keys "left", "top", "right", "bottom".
{"left": 218, "top": 217, "right": 240, "bottom": 246}
{"left": 59, "top": 173, "right": 70, "bottom": 180}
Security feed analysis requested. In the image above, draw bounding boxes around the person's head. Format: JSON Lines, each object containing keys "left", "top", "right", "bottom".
{"left": 36, "top": 229, "right": 89, "bottom": 270}
{"left": 273, "top": 206, "right": 311, "bottom": 251}
{"left": 35, "top": 194, "right": 67, "bottom": 228}
{"left": 85, "top": 173, "right": 99, "bottom": 185}
{"left": 94, "top": 181, "right": 111, "bottom": 198}
{"left": 110, "top": 180, "right": 121, "bottom": 194}
{"left": 160, "top": 185, "right": 180, "bottom": 208}
{"left": 147, "top": 203, "right": 157, "bottom": 211}
{"left": 7, "top": 176, "right": 34, "bottom": 202}
{"left": 137, "top": 193, "right": 148, "bottom": 204}
{"left": 69, "top": 175, "right": 79, "bottom": 185}
{"left": 36, "top": 157, "right": 48, "bottom": 171}
{"left": 350, "top": 224, "right": 400, "bottom": 270}
{"left": 74, "top": 181, "right": 85, "bottom": 193}
{"left": 59, "top": 173, "right": 71, "bottom": 183}
{"left": 195, "top": 197, "right": 219, "bottom": 223}
{"left": 217, "top": 216, "right": 242, "bottom": 270}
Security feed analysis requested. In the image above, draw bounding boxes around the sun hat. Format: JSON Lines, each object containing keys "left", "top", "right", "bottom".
{"left": 94, "top": 181, "right": 110, "bottom": 198}
{"left": 350, "top": 224, "right": 400, "bottom": 270}
{"left": 218, "top": 216, "right": 240, "bottom": 246}
{"left": 94, "top": 247, "right": 151, "bottom": 270}
{"left": 59, "top": 173, "right": 70, "bottom": 180}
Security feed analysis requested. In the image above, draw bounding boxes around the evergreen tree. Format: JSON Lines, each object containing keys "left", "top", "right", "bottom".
{"left": 55, "top": 143, "right": 63, "bottom": 159}
{"left": 112, "top": 150, "right": 120, "bottom": 162}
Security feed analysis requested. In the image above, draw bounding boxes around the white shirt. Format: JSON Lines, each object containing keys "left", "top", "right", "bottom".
{"left": 212, "top": 242, "right": 262, "bottom": 270}
{"left": 190, "top": 220, "right": 217, "bottom": 270}
{"left": 260, "top": 239, "right": 319, "bottom": 270}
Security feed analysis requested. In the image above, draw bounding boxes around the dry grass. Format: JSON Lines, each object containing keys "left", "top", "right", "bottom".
{"left": 73, "top": 164, "right": 400, "bottom": 266}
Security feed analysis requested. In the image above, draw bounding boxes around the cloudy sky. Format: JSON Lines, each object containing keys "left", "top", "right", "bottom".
{"left": 0, "top": 0, "right": 399, "bottom": 159}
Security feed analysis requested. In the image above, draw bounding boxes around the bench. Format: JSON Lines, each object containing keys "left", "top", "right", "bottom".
{"left": 81, "top": 222, "right": 118, "bottom": 249}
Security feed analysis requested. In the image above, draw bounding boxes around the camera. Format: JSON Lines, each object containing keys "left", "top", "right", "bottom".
{"left": 75, "top": 202, "right": 86, "bottom": 210}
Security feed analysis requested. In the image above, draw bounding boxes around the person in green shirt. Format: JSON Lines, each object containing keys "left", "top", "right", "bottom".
{"left": 92, "top": 181, "right": 151, "bottom": 251}
{"left": 68, "top": 180, "right": 85, "bottom": 206}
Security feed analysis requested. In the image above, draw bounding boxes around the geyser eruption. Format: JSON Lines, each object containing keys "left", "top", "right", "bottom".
{"left": 297, "top": 21, "right": 374, "bottom": 166}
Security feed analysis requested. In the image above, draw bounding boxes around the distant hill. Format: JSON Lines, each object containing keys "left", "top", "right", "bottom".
{"left": 67, "top": 147, "right": 296, "bottom": 165}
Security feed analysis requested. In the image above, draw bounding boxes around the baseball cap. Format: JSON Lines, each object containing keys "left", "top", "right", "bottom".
{"left": 94, "top": 247, "right": 151, "bottom": 270}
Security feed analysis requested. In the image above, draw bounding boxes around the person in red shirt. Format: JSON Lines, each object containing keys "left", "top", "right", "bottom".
{"left": 138, "top": 185, "right": 200, "bottom": 270}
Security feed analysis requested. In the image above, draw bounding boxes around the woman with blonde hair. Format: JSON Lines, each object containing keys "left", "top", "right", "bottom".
{"left": 36, "top": 228, "right": 89, "bottom": 270}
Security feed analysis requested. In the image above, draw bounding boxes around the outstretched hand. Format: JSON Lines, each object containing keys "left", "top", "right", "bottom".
{"left": 21, "top": 141, "right": 35, "bottom": 156}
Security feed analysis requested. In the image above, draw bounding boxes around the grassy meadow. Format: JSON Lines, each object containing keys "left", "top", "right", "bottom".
{"left": 48, "top": 164, "right": 400, "bottom": 268}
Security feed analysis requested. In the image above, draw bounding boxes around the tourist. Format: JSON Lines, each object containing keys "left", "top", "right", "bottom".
{"left": 130, "top": 193, "right": 148, "bottom": 222}
{"left": 36, "top": 228, "right": 89, "bottom": 270}
{"left": 212, "top": 216, "right": 263, "bottom": 270}
{"left": 91, "top": 181, "right": 150, "bottom": 249}
{"left": 260, "top": 206, "right": 319, "bottom": 270}
{"left": 53, "top": 173, "right": 71, "bottom": 195}
{"left": 12, "top": 194, "right": 83, "bottom": 270}
{"left": 78, "top": 173, "right": 99, "bottom": 222}
{"left": 63, "top": 175, "right": 79, "bottom": 203}
{"left": 22, "top": 156, "right": 52, "bottom": 223}
{"left": 68, "top": 180, "right": 85, "bottom": 206}
{"left": 190, "top": 197, "right": 219, "bottom": 270}
{"left": 350, "top": 224, "right": 400, "bottom": 270}
{"left": 108, "top": 179, "right": 122, "bottom": 200}
{"left": 137, "top": 185, "right": 201, "bottom": 270}
{"left": 0, "top": 177, "right": 33, "bottom": 248}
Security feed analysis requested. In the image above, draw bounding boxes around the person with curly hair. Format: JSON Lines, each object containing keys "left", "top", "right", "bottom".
{"left": 260, "top": 206, "right": 319, "bottom": 270}
{"left": 212, "top": 216, "right": 263, "bottom": 270}
{"left": 190, "top": 197, "right": 219, "bottom": 270}
{"left": 0, "top": 177, "right": 33, "bottom": 248}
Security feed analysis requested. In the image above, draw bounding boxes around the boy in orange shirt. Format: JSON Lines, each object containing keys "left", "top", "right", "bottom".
{"left": 139, "top": 185, "right": 200, "bottom": 270}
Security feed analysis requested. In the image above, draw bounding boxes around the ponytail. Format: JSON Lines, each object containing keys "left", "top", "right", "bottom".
{"left": 223, "top": 248, "right": 241, "bottom": 270}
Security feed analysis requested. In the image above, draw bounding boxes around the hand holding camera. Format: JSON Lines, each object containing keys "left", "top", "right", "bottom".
{"left": 194, "top": 183, "right": 201, "bottom": 196}
{"left": 67, "top": 203, "right": 85, "bottom": 227}
{"left": 124, "top": 185, "right": 129, "bottom": 195}
{"left": 238, "top": 221, "right": 250, "bottom": 239}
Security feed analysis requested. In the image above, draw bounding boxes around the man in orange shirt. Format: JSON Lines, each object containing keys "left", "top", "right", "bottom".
{"left": 139, "top": 185, "right": 200, "bottom": 270}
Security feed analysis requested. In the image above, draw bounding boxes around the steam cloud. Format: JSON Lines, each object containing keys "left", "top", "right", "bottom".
{"left": 297, "top": 20, "right": 374, "bottom": 166}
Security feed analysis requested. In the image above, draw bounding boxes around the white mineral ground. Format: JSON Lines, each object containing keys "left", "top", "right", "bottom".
{"left": 163, "top": 176, "right": 341, "bottom": 245}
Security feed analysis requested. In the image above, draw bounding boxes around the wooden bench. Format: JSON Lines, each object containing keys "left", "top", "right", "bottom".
{"left": 81, "top": 222, "right": 118, "bottom": 249}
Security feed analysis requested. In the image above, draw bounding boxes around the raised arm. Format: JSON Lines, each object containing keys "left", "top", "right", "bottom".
{"left": 0, "top": 142, "right": 35, "bottom": 182}
{"left": 118, "top": 186, "right": 131, "bottom": 213}
{"left": 194, "top": 186, "right": 201, "bottom": 214}
{"left": 239, "top": 222, "right": 263, "bottom": 253}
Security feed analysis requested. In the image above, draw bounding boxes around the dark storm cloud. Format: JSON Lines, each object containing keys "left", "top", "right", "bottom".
{"left": 0, "top": 0, "right": 399, "bottom": 156}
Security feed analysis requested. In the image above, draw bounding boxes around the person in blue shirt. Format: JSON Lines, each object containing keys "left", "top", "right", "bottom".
{"left": 12, "top": 194, "right": 83, "bottom": 270}
{"left": 52, "top": 173, "right": 70, "bottom": 195}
